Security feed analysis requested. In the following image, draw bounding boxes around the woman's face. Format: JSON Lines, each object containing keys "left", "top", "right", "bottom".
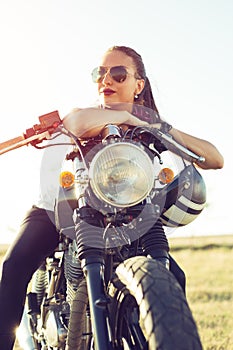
{"left": 96, "top": 50, "right": 145, "bottom": 108}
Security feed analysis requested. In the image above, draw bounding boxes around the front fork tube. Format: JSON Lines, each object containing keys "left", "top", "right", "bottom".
{"left": 74, "top": 195, "right": 114, "bottom": 349}
{"left": 82, "top": 257, "right": 113, "bottom": 350}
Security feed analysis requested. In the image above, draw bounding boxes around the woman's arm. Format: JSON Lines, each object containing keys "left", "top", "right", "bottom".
{"left": 168, "top": 127, "right": 224, "bottom": 170}
{"left": 62, "top": 107, "right": 148, "bottom": 138}
{"left": 63, "top": 108, "right": 224, "bottom": 170}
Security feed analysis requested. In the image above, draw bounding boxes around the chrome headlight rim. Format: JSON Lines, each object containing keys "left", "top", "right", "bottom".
{"left": 89, "top": 141, "right": 155, "bottom": 208}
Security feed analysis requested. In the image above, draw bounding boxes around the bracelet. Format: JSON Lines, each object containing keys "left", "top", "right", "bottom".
{"left": 160, "top": 122, "right": 173, "bottom": 134}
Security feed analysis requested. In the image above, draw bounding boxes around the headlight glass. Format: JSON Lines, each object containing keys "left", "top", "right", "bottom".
{"left": 89, "top": 143, "right": 155, "bottom": 207}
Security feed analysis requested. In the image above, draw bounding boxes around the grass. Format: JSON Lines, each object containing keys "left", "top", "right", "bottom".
{"left": 169, "top": 234, "right": 233, "bottom": 350}
{"left": 1, "top": 234, "right": 233, "bottom": 350}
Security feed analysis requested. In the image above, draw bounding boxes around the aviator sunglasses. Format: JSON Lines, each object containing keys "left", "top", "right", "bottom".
{"left": 91, "top": 65, "right": 136, "bottom": 83}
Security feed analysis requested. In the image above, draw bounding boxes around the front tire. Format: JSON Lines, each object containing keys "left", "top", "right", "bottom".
{"left": 109, "top": 256, "right": 202, "bottom": 350}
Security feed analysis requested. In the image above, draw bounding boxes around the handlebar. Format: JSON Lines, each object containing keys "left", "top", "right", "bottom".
{"left": 151, "top": 128, "right": 205, "bottom": 163}
{"left": 0, "top": 111, "right": 62, "bottom": 155}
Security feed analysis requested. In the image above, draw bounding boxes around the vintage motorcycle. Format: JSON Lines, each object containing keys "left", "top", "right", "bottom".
{"left": 0, "top": 110, "right": 206, "bottom": 349}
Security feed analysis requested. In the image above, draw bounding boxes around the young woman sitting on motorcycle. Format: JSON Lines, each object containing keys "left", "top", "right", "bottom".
{"left": 0, "top": 45, "right": 224, "bottom": 350}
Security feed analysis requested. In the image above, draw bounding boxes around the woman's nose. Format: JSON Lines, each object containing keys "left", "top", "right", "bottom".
{"left": 102, "top": 70, "right": 112, "bottom": 85}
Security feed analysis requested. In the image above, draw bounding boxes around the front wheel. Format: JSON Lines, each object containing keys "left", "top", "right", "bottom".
{"left": 108, "top": 256, "right": 202, "bottom": 350}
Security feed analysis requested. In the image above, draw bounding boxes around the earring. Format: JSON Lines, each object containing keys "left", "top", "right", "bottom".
{"left": 134, "top": 94, "right": 138, "bottom": 99}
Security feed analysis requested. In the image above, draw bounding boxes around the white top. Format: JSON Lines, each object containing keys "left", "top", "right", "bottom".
{"left": 35, "top": 133, "right": 73, "bottom": 211}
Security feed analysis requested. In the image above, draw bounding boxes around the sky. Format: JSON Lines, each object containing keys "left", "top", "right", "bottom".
{"left": 0, "top": 0, "right": 232, "bottom": 243}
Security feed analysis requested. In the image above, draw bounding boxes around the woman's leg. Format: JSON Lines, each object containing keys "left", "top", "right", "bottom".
{"left": 0, "top": 206, "right": 59, "bottom": 350}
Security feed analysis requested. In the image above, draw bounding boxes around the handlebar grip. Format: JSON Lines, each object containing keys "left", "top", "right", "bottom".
{"left": 0, "top": 135, "right": 25, "bottom": 154}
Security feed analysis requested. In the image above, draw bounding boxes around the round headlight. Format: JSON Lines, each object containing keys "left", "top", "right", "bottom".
{"left": 89, "top": 142, "right": 155, "bottom": 207}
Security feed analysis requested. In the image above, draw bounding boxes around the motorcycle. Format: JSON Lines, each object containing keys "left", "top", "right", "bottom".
{"left": 0, "top": 110, "right": 206, "bottom": 349}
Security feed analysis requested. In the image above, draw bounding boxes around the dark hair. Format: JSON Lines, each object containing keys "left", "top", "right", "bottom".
{"left": 106, "top": 46, "right": 160, "bottom": 119}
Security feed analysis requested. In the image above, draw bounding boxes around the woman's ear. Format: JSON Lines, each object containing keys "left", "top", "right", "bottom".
{"left": 135, "top": 79, "right": 145, "bottom": 96}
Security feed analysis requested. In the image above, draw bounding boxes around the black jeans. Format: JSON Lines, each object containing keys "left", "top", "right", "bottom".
{"left": 0, "top": 206, "right": 59, "bottom": 350}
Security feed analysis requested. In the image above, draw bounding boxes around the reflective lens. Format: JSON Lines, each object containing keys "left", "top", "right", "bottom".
{"left": 89, "top": 143, "right": 155, "bottom": 207}
{"left": 91, "top": 66, "right": 129, "bottom": 83}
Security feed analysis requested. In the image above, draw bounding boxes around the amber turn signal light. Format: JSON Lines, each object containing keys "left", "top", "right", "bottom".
{"left": 60, "top": 171, "right": 75, "bottom": 188}
{"left": 158, "top": 168, "right": 174, "bottom": 184}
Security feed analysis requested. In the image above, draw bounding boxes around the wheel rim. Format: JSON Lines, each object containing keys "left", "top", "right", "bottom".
{"left": 115, "top": 294, "right": 147, "bottom": 350}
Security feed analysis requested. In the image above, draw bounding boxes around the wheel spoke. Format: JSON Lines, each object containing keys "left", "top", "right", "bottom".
{"left": 117, "top": 297, "right": 147, "bottom": 350}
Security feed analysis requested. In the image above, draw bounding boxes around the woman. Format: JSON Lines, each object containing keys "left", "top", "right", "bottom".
{"left": 0, "top": 45, "right": 224, "bottom": 349}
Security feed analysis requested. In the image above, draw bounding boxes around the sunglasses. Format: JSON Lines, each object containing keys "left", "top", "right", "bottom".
{"left": 91, "top": 65, "right": 136, "bottom": 83}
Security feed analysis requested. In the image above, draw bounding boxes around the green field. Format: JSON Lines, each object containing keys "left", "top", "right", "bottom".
{"left": 169, "top": 234, "right": 233, "bottom": 350}
{"left": 1, "top": 234, "right": 233, "bottom": 350}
